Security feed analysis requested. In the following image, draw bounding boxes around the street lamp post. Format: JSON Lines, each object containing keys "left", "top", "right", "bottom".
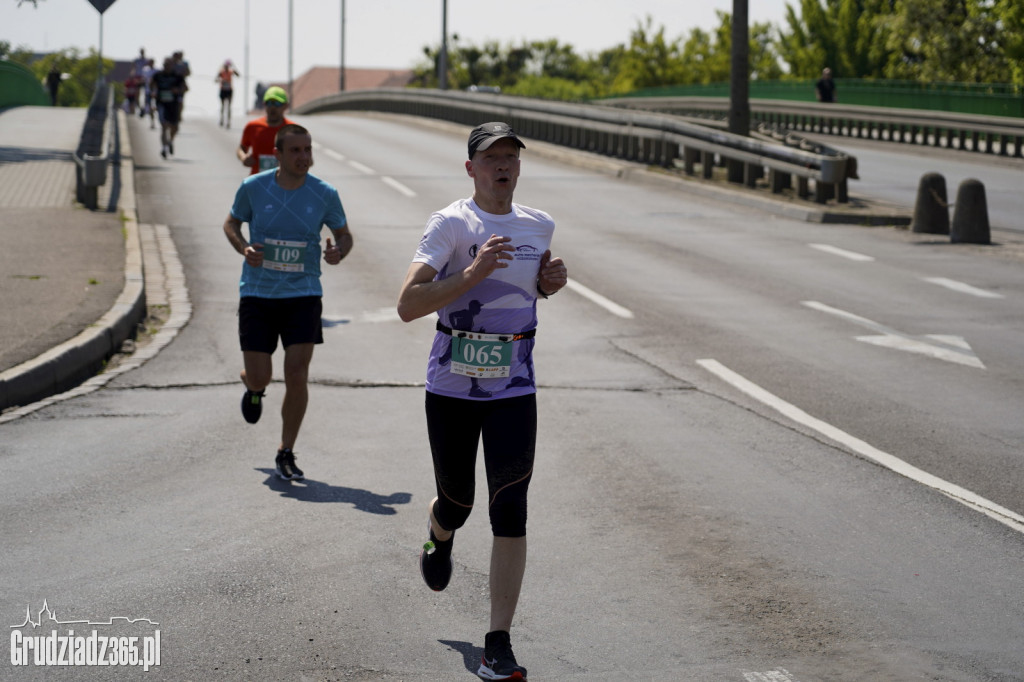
{"left": 340, "top": 0, "right": 346, "bottom": 91}
{"left": 727, "top": 0, "right": 750, "bottom": 183}
{"left": 244, "top": 0, "right": 250, "bottom": 114}
{"left": 439, "top": 0, "right": 448, "bottom": 90}
{"left": 288, "top": 0, "right": 294, "bottom": 104}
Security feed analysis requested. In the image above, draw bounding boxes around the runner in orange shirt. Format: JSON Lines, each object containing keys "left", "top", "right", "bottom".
{"left": 236, "top": 86, "right": 295, "bottom": 174}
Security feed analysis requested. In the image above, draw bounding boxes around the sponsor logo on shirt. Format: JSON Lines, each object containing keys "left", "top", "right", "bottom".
{"left": 513, "top": 244, "right": 540, "bottom": 261}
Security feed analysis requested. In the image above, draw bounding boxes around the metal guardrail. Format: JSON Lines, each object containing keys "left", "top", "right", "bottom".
{"left": 74, "top": 83, "right": 115, "bottom": 210}
{"left": 602, "top": 97, "right": 1024, "bottom": 159}
{"left": 297, "top": 89, "right": 852, "bottom": 204}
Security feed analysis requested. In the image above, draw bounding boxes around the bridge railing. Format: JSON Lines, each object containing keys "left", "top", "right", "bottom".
{"left": 602, "top": 97, "right": 1024, "bottom": 159}
{"left": 73, "top": 82, "right": 115, "bottom": 210}
{"left": 297, "top": 89, "right": 852, "bottom": 204}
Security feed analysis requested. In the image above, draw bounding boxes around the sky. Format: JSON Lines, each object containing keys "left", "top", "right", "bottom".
{"left": 3, "top": 0, "right": 792, "bottom": 91}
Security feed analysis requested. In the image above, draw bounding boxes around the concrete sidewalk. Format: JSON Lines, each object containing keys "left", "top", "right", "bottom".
{"left": 0, "top": 106, "right": 145, "bottom": 412}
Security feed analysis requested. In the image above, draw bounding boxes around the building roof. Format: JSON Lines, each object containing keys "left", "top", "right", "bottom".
{"left": 287, "top": 66, "right": 414, "bottom": 110}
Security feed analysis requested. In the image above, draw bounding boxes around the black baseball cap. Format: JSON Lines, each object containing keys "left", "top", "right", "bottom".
{"left": 467, "top": 122, "right": 525, "bottom": 159}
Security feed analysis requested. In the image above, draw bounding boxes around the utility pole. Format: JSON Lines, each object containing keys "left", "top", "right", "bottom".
{"left": 727, "top": 0, "right": 750, "bottom": 183}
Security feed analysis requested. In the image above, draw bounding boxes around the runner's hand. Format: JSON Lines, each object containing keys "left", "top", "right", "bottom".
{"left": 538, "top": 249, "right": 567, "bottom": 295}
{"left": 324, "top": 238, "right": 342, "bottom": 265}
{"left": 244, "top": 243, "right": 263, "bottom": 267}
{"left": 470, "top": 234, "right": 515, "bottom": 280}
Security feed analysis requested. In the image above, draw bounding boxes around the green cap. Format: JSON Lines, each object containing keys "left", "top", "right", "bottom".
{"left": 263, "top": 86, "right": 288, "bottom": 105}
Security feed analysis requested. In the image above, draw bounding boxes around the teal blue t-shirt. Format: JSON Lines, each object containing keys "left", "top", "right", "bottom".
{"left": 230, "top": 169, "right": 347, "bottom": 298}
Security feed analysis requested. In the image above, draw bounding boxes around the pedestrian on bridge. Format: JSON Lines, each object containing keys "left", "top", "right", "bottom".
{"left": 222, "top": 124, "right": 354, "bottom": 481}
{"left": 397, "top": 121, "right": 567, "bottom": 681}
{"left": 816, "top": 67, "right": 837, "bottom": 103}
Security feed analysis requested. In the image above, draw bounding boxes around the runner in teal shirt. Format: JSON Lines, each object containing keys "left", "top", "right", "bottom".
{"left": 223, "top": 124, "right": 353, "bottom": 481}
{"left": 229, "top": 166, "right": 347, "bottom": 298}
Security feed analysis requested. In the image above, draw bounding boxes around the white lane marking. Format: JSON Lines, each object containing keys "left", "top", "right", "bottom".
{"left": 322, "top": 148, "right": 346, "bottom": 162}
{"left": 808, "top": 243, "right": 874, "bottom": 261}
{"left": 744, "top": 670, "right": 800, "bottom": 682}
{"left": 348, "top": 160, "right": 375, "bottom": 175}
{"left": 564, "top": 279, "right": 634, "bottom": 319}
{"left": 697, "top": 359, "right": 1024, "bottom": 535}
{"left": 322, "top": 308, "right": 402, "bottom": 328}
{"left": 381, "top": 175, "right": 417, "bottom": 198}
{"left": 802, "top": 300, "right": 984, "bottom": 369}
{"left": 923, "top": 277, "right": 1004, "bottom": 299}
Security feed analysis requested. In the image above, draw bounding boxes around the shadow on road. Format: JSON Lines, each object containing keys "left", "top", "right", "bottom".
{"left": 439, "top": 639, "right": 484, "bottom": 676}
{"left": 255, "top": 468, "right": 412, "bottom": 514}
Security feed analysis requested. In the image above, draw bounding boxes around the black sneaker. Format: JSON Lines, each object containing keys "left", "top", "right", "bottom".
{"left": 478, "top": 630, "right": 527, "bottom": 681}
{"left": 168, "top": 141, "right": 174, "bottom": 155}
{"left": 241, "top": 389, "right": 264, "bottom": 424}
{"left": 419, "top": 522, "right": 454, "bottom": 591}
{"left": 275, "top": 448, "right": 304, "bottom": 481}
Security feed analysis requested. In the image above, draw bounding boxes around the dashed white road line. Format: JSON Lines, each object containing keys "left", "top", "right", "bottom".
{"left": 348, "top": 160, "right": 375, "bottom": 175}
{"left": 697, "top": 358, "right": 1024, "bottom": 535}
{"left": 322, "top": 148, "right": 346, "bottom": 162}
{"left": 808, "top": 243, "right": 874, "bottom": 261}
{"left": 923, "top": 277, "right": 1004, "bottom": 299}
{"left": 564, "top": 279, "right": 634, "bottom": 319}
{"left": 381, "top": 176, "right": 417, "bottom": 198}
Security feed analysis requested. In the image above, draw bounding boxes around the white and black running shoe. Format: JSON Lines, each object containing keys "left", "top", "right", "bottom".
{"left": 478, "top": 630, "right": 527, "bottom": 681}
{"left": 275, "top": 448, "right": 304, "bottom": 481}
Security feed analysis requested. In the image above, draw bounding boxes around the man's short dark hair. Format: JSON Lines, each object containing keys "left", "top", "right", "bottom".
{"left": 275, "top": 124, "right": 310, "bottom": 150}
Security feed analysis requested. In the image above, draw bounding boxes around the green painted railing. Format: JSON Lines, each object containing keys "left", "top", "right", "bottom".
{"left": 619, "top": 80, "right": 1024, "bottom": 119}
{"left": 0, "top": 60, "right": 50, "bottom": 109}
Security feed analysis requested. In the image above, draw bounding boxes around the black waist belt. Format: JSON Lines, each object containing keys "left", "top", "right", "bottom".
{"left": 436, "top": 321, "right": 536, "bottom": 341}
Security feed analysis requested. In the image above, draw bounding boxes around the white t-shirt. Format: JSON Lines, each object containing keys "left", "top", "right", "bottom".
{"left": 413, "top": 198, "right": 555, "bottom": 401}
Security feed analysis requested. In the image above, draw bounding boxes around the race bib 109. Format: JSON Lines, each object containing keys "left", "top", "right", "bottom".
{"left": 263, "top": 237, "right": 307, "bottom": 272}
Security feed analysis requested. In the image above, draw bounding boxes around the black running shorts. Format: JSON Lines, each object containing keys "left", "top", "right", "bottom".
{"left": 238, "top": 296, "right": 323, "bottom": 354}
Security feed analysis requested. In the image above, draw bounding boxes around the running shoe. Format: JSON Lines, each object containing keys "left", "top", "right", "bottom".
{"left": 478, "top": 630, "right": 527, "bottom": 681}
{"left": 419, "top": 522, "right": 454, "bottom": 591}
{"left": 275, "top": 448, "right": 304, "bottom": 481}
{"left": 168, "top": 141, "right": 174, "bottom": 156}
{"left": 241, "top": 389, "right": 264, "bottom": 424}
{"left": 160, "top": 146, "right": 166, "bottom": 159}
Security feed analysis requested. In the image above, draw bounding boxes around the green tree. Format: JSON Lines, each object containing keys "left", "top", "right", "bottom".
{"left": 992, "top": 0, "right": 1024, "bottom": 85}
{"left": 883, "top": 0, "right": 1012, "bottom": 83}
{"left": 677, "top": 11, "right": 783, "bottom": 84}
{"left": 611, "top": 16, "right": 687, "bottom": 92}
{"left": 776, "top": 0, "right": 897, "bottom": 79}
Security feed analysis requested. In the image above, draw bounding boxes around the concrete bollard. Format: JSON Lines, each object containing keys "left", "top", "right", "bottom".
{"left": 951, "top": 178, "right": 991, "bottom": 244}
{"left": 911, "top": 172, "right": 949, "bottom": 234}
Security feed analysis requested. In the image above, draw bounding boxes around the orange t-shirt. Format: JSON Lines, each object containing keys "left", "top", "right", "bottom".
{"left": 239, "top": 116, "right": 295, "bottom": 175}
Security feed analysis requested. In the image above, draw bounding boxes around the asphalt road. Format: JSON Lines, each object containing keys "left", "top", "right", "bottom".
{"left": 2, "top": 110, "right": 1023, "bottom": 681}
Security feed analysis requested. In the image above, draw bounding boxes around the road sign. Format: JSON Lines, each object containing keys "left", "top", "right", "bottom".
{"left": 87, "top": 0, "right": 117, "bottom": 13}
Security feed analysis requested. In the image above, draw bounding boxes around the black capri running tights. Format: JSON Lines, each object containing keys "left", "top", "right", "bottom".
{"left": 425, "top": 391, "right": 536, "bottom": 538}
